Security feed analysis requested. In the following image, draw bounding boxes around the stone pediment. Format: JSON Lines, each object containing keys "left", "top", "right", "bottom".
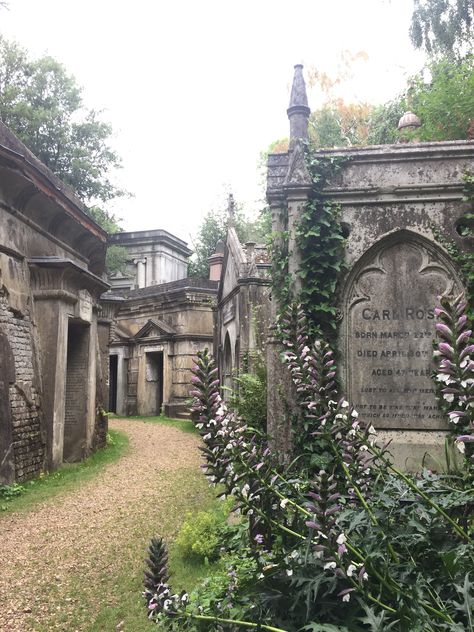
{"left": 111, "top": 325, "right": 132, "bottom": 343}
{"left": 134, "top": 319, "right": 175, "bottom": 340}
{"left": 284, "top": 141, "right": 312, "bottom": 188}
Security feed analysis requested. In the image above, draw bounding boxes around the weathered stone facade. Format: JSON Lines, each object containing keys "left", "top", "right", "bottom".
{"left": 0, "top": 121, "right": 110, "bottom": 483}
{"left": 266, "top": 65, "right": 474, "bottom": 468}
{"left": 107, "top": 278, "right": 217, "bottom": 419}
{"left": 214, "top": 228, "right": 271, "bottom": 397}
{"left": 108, "top": 229, "right": 192, "bottom": 291}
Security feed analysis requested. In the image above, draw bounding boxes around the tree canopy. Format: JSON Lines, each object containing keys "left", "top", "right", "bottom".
{"left": 269, "top": 55, "right": 473, "bottom": 151}
{"left": 410, "top": 0, "right": 474, "bottom": 58}
{"left": 0, "top": 35, "right": 129, "bottom": 273}
{"left": 188, "top": 198, "right": 270, "bottom": 279}
{"left": 0, "top": 35, "right": 126, "bottom": 217}
{"left": 368, "top": 55, "right": 474, "bottom": 144}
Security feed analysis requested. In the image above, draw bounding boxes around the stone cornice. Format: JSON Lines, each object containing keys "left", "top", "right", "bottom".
{"left": 28, "top": 257, "right": 109, "bottom": 299}
{"left": 323, "top": 182, "right": 468, "bottom": 205}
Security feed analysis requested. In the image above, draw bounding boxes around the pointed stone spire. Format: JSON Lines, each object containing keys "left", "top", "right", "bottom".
{"left": 287, "top": 64, "right": 311, "bottom": 148}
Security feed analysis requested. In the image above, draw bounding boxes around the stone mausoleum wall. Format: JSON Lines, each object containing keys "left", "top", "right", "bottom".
{"left": 0, "top": 121, "right": 110, "bottom": 484}
{"left": 0, "top": 290, "right": 43, "bottom": 481}
{"left": 107, "top": 278, "right": 218, "bottom": 419}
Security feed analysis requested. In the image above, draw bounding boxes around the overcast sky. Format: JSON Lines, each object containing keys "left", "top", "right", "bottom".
{"left": 1, "top": 0, "right": 425, "bottom": 244}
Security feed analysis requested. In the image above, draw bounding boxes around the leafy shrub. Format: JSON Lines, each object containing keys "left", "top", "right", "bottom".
{"left": 0, "top": 483, "right": 26, "bottom": 501}
{"left": 175, "top": 499, "right": 233, "bottom": 562}
{"left": 230, "top": 369, "right": 267, "bottom": 431}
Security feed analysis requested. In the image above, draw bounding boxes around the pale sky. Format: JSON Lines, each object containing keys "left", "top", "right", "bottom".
{"left": 1, "top": 0, "right": 425, "bottom": 245}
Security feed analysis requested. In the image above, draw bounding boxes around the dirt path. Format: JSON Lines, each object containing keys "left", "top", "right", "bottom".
{"left": 0, "top": 419, "right": 205, "bottom": 632}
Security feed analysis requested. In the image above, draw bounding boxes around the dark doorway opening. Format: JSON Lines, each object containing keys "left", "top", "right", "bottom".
{"left": 223, "top": 333, "right": 232, "bottom": 401}
{"left": 145, "top": 351, "right": 164, "bottom": 415}
{"left": 109, "top": 354, "right": 118, "bottom": 413}
{"left": 64, "top": 321, "right": 90, "bottom": 462}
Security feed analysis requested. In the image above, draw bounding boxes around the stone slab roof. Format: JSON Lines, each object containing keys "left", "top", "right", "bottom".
{"left": 102, "top": 277, "right": 218, "bottom": 301}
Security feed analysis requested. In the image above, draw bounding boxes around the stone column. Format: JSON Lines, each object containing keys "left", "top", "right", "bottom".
{"left": 266, "top": 195, "right": 293, "bottom": 454}
{"left": 33, "top": 298, "right": 71, "bottom": 469}
{"left": 85, "top": 317, "right": 97, "bottom": 454}
{"left": 265, "top": 65, "right": 312, "bottom": 458}
{"left": 116, "top": 350, "right": 129, "bottom": 416}
{"left": 134, "top": 258, "right": 147, "bottom": 289}
{"left": 154, "top": 252, "right": 161, "bottom": 286}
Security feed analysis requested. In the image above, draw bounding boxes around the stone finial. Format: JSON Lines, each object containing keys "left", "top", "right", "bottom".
{"left": 397, "top": 111, "right": 422, "bottom": 143}
{"left": 287, "top": 64, "right": 311, "bottom": 147}
{"left": 227, "top": 193, "right": 235, "bottom": 227}
{"left": 245, "top": 241, "right": 256, "bottom": 264}
{"left": 397, "top": 111, "right": 421, "bottom": 131}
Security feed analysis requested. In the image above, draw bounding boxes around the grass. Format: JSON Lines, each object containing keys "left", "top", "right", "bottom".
{"left": 81, "top": 467, "right": 219, "bottom": 632}
{"left": 110, "top": 413, "right": 198, "bottom": 434}
{"left": 0, "top": 429, "right": 129, "bottom": 514}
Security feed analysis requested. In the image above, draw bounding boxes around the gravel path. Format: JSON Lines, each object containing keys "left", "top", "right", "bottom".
{"left": 0, "top": 419, "right": 203, "bottom": 632}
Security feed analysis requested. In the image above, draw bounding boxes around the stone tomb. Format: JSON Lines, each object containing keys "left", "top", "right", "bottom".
{"left": 265, "top": 65, "right": 474, "bottom": 467}
{"left": 344, "top": 233, "right": 460, "bottom": 432}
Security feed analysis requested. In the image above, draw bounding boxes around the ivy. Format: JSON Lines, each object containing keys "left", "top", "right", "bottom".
{"left": 295, "top": 148, "right": 348, "bottom": 341}
{"left": 269, "top": 146, "right": 348, "bottom": 343}
{"left": 460, "top": 171, "right": 474, "bottom": 308}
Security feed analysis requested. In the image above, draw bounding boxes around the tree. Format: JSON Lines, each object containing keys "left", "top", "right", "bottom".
{"left": 0, "top": 35, "right": 129, "bottom": 273}
{"left": 366, "top": 55, "right": 474, "bottom": 144}
{"left": 366, "top": 98, "right": 406, "bottom": 145}
{"left": 410, "top": 0, "right": 474, "bottom": 58}
{"left": 0, "top": 35, "right": 127, "bottom": 213}
{"left": 310, "top": 100, "right": 373, "bottom": 148}
{"left": 408, "top": 55, "right": 474, "bottom": 140}
{"left": 188, "top": 199, "right": 270, "bottom": 279}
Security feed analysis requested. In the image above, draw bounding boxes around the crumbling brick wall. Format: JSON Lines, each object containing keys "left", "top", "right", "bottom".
{"left": 0, "top": 289, "right": 44, "bottom": 482}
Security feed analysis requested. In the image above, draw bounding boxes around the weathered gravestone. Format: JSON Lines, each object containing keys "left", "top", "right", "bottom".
{"left": 344, "top": 234, "right": 460, "bottom": 432}
{"left": 266, "top": 65, "right": 474, "bottom": 469}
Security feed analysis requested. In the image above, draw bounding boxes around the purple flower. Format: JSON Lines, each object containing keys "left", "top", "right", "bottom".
{"left": 435, "top": 323, "right": 453, "bottom": 338}
{"left": 439, "top": 342, "right": 455, "bottom": 357}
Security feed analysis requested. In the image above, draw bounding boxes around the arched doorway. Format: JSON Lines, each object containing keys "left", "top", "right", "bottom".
{"left": 223, "top": 332, "right": 233, "bottom": 401}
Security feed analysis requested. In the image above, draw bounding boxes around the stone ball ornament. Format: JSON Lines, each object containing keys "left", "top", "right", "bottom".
{"left": 398, "top": 111, "right": 422, "bottom": 131}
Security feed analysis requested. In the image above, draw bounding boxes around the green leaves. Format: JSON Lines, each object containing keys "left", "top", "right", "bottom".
{"left": 452, "top": 573, "right": 474, "bottom": 631}
{"left": 0, "top": 34, "right": 127, "bottom": 229}
{"left": 295, "top": 152, "right": 348, "bottom": 341}
{"left": 410, "top": 0, "right": 474, "bottom": 58}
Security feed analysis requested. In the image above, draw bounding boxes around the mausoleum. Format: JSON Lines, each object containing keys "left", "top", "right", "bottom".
{"left": 213, "top": 209, "right": 271, "bottom": 399}
{"left": 266, "top": 65, "right": 474, "bottom": 468}
{"left": 0, "top": 121, "right": 110, "bottom": 484}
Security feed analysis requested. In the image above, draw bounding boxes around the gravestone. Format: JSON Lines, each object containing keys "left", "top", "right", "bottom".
{"left": 344, "top": 235, "right": 460, "bottom": 431}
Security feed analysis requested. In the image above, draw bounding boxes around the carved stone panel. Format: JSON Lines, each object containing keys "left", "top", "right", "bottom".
{"left": 223, "top": 299, "right": 235, "bottom": 325}
{"left": 344, "top": 236, "right": 460, "bottom": 430}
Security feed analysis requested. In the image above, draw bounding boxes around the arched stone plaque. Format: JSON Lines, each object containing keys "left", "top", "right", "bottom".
{"left": 343, "top": 233, "right": 461, "bottom": 430}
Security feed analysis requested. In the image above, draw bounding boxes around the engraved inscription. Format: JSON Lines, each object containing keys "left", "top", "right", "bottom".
{"left": 346, "top": 240, "right": 456, "bottom": 430}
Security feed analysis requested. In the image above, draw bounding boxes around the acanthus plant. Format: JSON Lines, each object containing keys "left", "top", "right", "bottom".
{"left": 280, "top": 303, "right": 381, "bottom": 500}
{"left": 434, "top": 293, "right": 474, "bottom": 465}
{"left": 145, "top": 301, "right": 474, "bottom": 631}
